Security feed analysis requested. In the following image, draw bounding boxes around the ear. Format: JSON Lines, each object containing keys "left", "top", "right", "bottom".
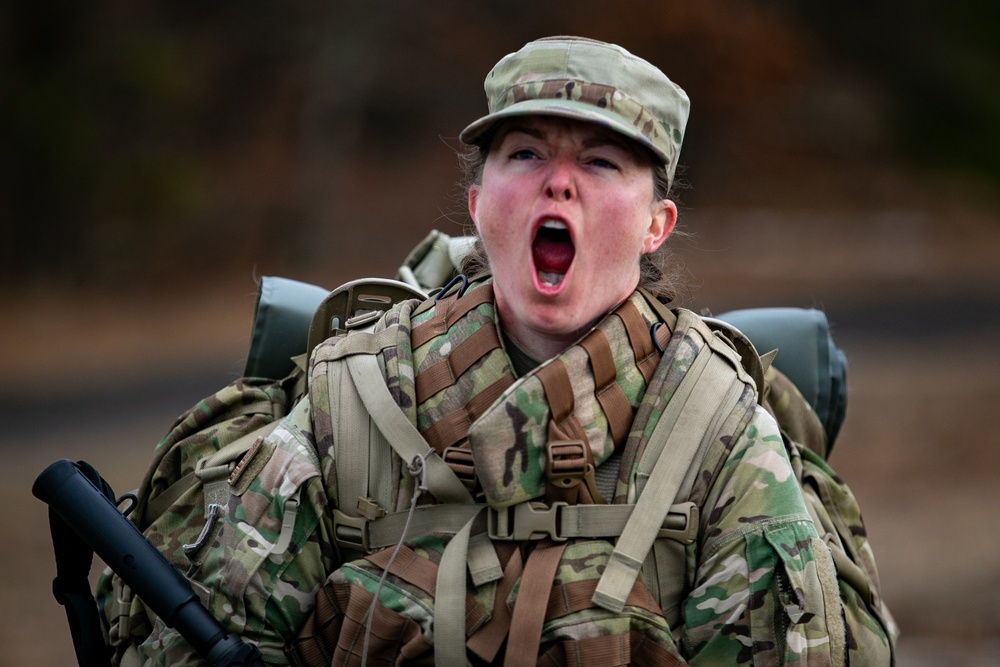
{"left": 642, "top": 199, "right": 677, "bottom": 254}
{"left": 468, "top": 184, "right": 481, "bottom": 233}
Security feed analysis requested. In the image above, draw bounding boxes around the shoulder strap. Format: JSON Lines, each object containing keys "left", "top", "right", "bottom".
{"left": 593, "top": 317, "right": 751, "bottom": 613}
{"left": 321, "top": 323, "right": 479, "bottom": 559}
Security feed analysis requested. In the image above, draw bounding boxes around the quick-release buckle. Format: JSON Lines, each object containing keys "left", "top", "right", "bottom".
{"left": 442, "top": 446, "right": 476, "bottom": 489}
{"left": 545, "top": 441, "right": 589, "bottom": 489}
{"left": 488, "top": 501, "right": 569, "bottom": 542}
{"left": 657, "top": 502, "right": 699, "bottom": 545}
{"left": 332, "top": 509, "right": 371, "bottom": 553}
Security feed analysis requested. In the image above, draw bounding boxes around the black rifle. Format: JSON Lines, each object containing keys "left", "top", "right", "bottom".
{"left": 33, "top": 459, "right": 264, "bottom": 667}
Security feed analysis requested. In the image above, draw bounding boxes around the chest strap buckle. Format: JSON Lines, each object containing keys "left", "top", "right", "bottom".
{"left": 488, "top": 501, "right": 569, "bottom": 542}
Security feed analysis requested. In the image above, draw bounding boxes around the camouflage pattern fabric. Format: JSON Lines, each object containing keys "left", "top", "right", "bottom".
{"left": 459, "top": 36, "right": 690, "bottom": 187}
{"left": 99, "top": 278, "right": 894, "bottom": 665}
{"left": 288, "top": 279, "right": 861, "bottom": 665}
{"left": 96, "top": 379, "right": 331, "bottom": 666}
{"left": 763, "top": 369, "right": 899, "bottom": 661}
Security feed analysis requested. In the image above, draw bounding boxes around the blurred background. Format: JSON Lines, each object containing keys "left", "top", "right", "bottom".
{"left": 2, "top": 1, "right": 999, "bottom": 664}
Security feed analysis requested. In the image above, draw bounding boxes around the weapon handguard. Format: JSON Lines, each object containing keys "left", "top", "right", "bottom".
{"left": 33, "top": 459, "right": 264, "bottom": 667}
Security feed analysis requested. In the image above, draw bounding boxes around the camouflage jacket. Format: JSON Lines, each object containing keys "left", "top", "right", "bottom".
{"left": 139, "top": 280, "right": 845, "bottom": 665}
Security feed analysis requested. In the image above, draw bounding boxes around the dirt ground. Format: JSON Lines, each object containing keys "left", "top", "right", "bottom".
{"left": 3, "top": 209, "right": 999, "bottom": 666}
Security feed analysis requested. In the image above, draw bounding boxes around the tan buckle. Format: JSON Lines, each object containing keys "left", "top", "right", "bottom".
{"left": 657, "top": 502, "right": 699, "bottom": 545}
{"left": 546, "top": 441, "right": 589, "bottom": 489}
{"left": 488, "top": 501, "right": 569, "bottom": 542}
{"left": 443, "top": 446, "right": 476, "bottom": 489}
{"left": 332, "top": 509, "right": 371, "bottom": 553}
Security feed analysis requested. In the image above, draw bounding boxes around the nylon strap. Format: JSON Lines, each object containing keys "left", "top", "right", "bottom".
{"left": 323, "top": 324, "right": 399, "bottom": 360}
{"left": 467, "top": 544, "right": 522, "bottom": 663}
{"left": 411, "top": 284, "right": 494, "bottom": 349}
{"left": 415, "top": 323, "right": 502, "bottom": 403}
{"left": 366, "top": 504, "right": 485, "bottom": 549}
{"left": 579, "top": 328, "right": 633, "bottom": 449}
{"left": 355, "top": 500, "right": 695, "bottom": 551}
{"left": 345, "top": 352, "right": 474, "bottom": 505}
{"left": 545, "top": 577, "right": 663, "bottom": 622}
{"left": 421, "top": 372, "right": 514, "bottom": 452}
{"left": 616, "top": 299, "right": 659, "bottom": 384}
{"left": 434, "top": 509, "right": 484, "bottom": 665}
{"left": 593, "top": 336, "right": 745, "bottom": 613}
{"left": 503, "top": 540, "right": 568, "bottom": 667}
{"left": 536, "top": 360, "right": 587, "bottom": 442}
{"left": 330, "top": 342, "right": 371, "bottom": 521}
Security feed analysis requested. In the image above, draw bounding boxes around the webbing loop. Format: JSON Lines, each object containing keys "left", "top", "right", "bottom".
{"left": 442, "top": 447, "right": 477, "bottom": 489}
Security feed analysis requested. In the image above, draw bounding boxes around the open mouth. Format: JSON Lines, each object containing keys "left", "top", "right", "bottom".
{"left": 532, "top": 220, "right": 575, "bottom": 289}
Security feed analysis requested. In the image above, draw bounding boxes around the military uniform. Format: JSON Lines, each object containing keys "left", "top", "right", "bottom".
{"left": 110, "top": 36, "right": 886, "bottom": 666}
{"left": 131, "top": 280, "right": 846, "bottom": 665}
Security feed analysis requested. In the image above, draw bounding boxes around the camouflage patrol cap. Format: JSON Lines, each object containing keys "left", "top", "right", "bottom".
{"left": 460, "top": 36, "right": 690, "bottom": 187}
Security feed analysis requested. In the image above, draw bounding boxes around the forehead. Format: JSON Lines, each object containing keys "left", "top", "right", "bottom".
{"left": 491, "top": 115, "right": 640, "bottom": 153}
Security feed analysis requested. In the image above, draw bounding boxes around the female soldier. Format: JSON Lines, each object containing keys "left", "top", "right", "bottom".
{"left": 129, "top": 37, "right": 852, "bottom": 666}
{"left": 286, "top": 36, "right": 847, "bottom": 665}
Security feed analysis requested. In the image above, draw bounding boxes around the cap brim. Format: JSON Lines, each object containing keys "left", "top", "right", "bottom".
{"left": 459, "top": 99, "right": 668, "bottom": 165}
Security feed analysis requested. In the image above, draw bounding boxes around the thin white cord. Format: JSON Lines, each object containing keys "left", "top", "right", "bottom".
{"left": 360, "top": 449, "right": 432, "bottom": 664}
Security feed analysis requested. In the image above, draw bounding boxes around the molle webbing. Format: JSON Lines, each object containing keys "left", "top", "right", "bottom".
{"left": 411, "top": 289, "right": 671, "bottom": 501}
{"left": 410, "top": 283, "right": 518, "bottom": 457}
{"left": 580, "top": 329, "right": 634, "bottom": 449}
{"left": 415, "top": 324, "right": 503, "bottom": 404}
{"left": 410, "top": 283, "right": 495, "bottom": 348}
{"left": 617, "top": 296, "right": 664, "bottom": 384}
{"left": 536, "top": 361, "right": 589, "bottom": 443}
{"left": 416, "top": 329, "right": 515, "bottom": 454}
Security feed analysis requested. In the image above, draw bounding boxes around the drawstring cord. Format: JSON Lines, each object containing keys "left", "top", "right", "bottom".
{"left": 361, "top": 449, "right": 432, "bottom": 665}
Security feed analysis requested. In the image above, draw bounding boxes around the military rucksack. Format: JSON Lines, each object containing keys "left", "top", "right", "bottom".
{"left": 42, "top": 230, "right": 896, "bottom": 665}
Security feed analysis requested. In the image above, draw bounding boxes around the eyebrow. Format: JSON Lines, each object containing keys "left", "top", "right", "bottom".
{"left": 500, "top": 123, "right": 630, "bottom": 152}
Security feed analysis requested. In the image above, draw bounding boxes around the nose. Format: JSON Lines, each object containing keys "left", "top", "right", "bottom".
{"left": 543, "top": 158, "right": 575, "bottom": 201}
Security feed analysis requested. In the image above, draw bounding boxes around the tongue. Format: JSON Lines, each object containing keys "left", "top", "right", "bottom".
{"left": 532, "top": 235, "right": 575, "bottom": 273}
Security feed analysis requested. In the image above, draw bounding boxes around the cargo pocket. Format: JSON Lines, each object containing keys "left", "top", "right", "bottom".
{"left": 762, "top": 522, "right": 846, "bottom": 666}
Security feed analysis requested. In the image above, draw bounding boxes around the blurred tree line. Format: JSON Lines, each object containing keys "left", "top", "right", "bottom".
{"left": 2, "top": 0, "right": 997, "bottom": 291}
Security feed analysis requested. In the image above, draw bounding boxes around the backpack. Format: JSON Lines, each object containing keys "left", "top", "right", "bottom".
{"left": 44, "top": 230, "right": 896, "bottom": 665}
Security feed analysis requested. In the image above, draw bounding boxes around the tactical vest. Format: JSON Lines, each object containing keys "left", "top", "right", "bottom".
{"left": 288, "top": 278, "right": 759, "bottom": 666}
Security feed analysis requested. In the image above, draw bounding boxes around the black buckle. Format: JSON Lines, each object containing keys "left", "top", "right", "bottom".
{"left": 488, "top": 501, "right": 568, "bottom": 542}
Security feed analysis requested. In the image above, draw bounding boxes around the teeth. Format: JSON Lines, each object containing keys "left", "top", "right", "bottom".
{"left": 541, "top": 220, "right": 567, "bottom": 230}
{"left": 539, "top": 271, "right": 564, "bottom": 287}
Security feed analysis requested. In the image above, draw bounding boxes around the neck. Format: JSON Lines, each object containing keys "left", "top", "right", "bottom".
{"left": 498, "top": 315, "right": 582, "bottom": 362}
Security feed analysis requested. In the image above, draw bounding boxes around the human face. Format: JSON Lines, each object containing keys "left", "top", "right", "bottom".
{"left": 468, "top": 116, "right": 676, "bottom": 360}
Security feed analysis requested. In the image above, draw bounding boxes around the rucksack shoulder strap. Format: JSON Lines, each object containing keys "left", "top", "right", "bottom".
{"left": 313, "top": 320, "right": 477, "bottom": 559}
{"left": 593, "top": 311, "right": 755, "bottom": 614}
{"left": 341, "top": 345, "right": 475, "bottom": 506}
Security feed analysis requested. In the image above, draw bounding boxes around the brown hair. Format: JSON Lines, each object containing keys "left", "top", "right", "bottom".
{"left": 457, "top": 132, "right": 686, "bottom": 303}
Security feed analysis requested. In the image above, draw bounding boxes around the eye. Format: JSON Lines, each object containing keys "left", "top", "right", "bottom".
{"left": 588, "top": 157, "right": 617, "bottom": 169}
{"left": 510, "top": 148, "right": 539, "bottom": 161}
